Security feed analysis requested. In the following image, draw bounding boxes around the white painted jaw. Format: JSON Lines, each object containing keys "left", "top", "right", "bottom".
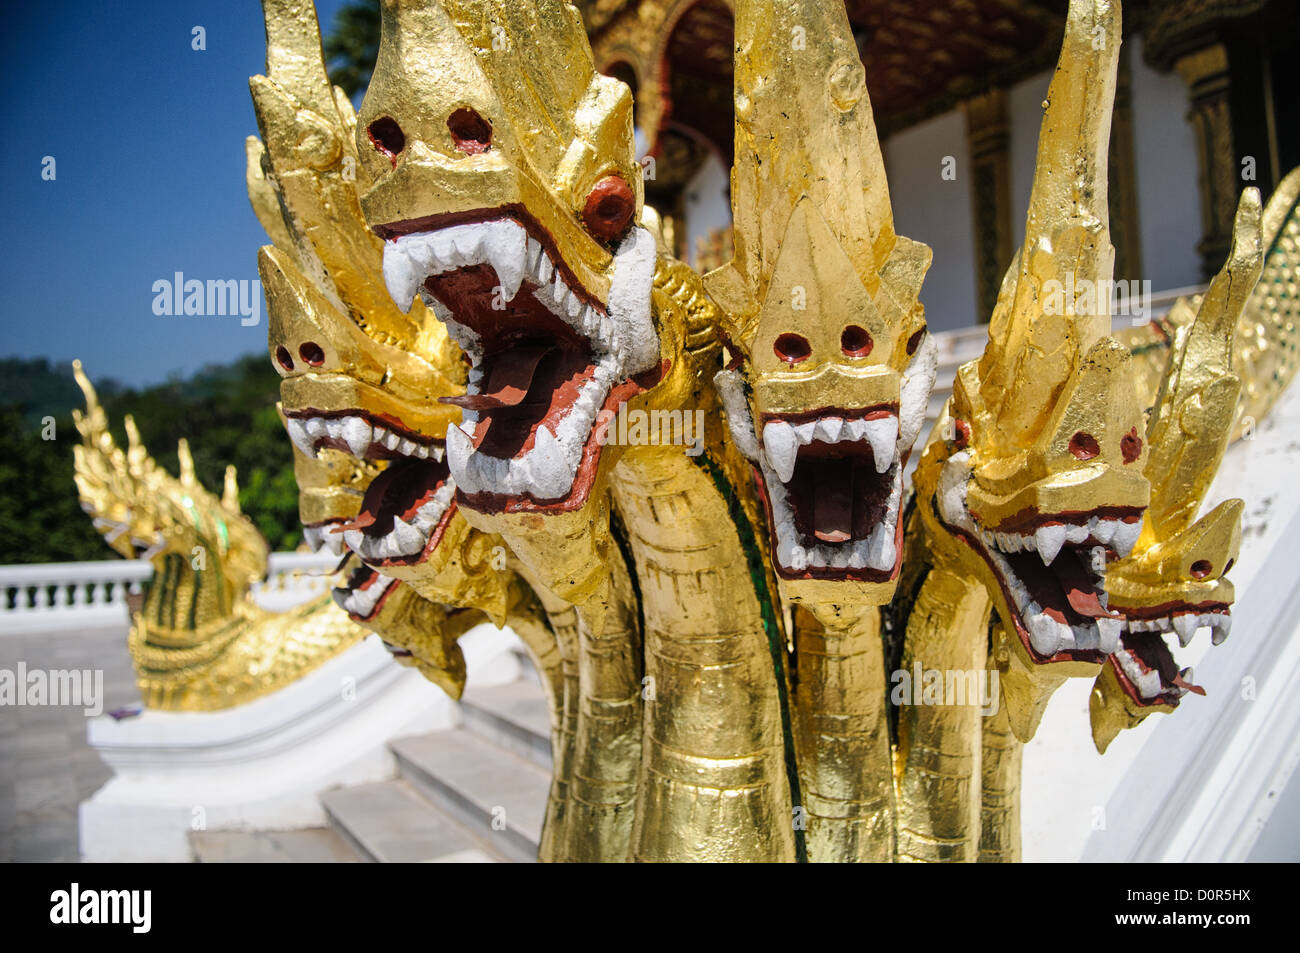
{"left": 381, "top": 220, "right": 659, "bottom": 505}
{"left": 286, "top": 413, "right": 443, "bottom": 463}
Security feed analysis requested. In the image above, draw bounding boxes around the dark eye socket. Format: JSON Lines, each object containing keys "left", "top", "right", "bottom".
{"left": 448, "top": 107, "right": 492, "bottom": 154}
{"left": 1121, "top": 429, "right": 1143, "bottom": 464}
{"left": 1190, "top": 559, "right": 1213, "bottom": 579}
{"left": 366, "top": 116, "right": 406, "bottom": 167}
{"left": 841, "top": 325, "right": 873, "bottom": 358}
{"left": 906, "top": 328, "right": 926, "bottom": 355}
{"left": 774, "top": 333, "right": 811, "bottom": 364}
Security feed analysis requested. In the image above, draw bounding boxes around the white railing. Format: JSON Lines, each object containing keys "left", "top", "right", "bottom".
{"left": 0, "top": 551, "right": 340, "bottom": 635}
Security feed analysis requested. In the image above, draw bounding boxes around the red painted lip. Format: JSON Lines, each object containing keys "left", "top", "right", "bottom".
{"left": 1112, "top": 600, "right": 1230, "bottom": 621}
{"left": 339, "top": 567, "right": 398, "bottom": 623}
{"left": 975, "top": 505, "right": 1146, "bottom": 537}
{"left": 759, "top": 403, "right": 898, "bottom": 427}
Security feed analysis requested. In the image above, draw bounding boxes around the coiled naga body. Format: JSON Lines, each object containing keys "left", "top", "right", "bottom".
{"left": 245, "top": 0, "right": 1299, "bottom": 861}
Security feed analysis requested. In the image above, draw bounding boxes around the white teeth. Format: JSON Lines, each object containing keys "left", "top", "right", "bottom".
{"left": 1179, "top": 667, "right": 1195, "bottom": 694}
{"left": 1065, "top": 523, "right": 1090, "bottom": 544}
{"left": 445, "top": 424, "right": 478, "bottom": 494}
{"left": 1091, "top": 518, "right": 1118, "bottom": 545}
{"left": 1112, "top": 519, "right": 1142, "bottom": 558}
{"left": 794, "top": 421, "right": 817, "bottom": 445}
{"left": 381, "top": 244, "right": 421, "bottom": 313}
{"left": 340, "top": 416, "right": 373, "bottom": 458}
{"left": 1211, "top": 614, "right": 1232, "bottom": 645}
{"left": 865, "top": 524, "right": 896, "bottom": 571}
{"left": 1096, "top": 616, "right": 1122, "bottom": 654}
{"left": 303, "top": 526, "right": 324, "bottom": 553}
{"left": 1090, "top": 545, "right": 1108, "bottom": 575}
{"left": 815, "top": 417, "right": 843, "bottom": 443}
{"left": 336, "top": 573, "right": 397, "bottom": 619}
{"left": 1116, "top": 649, "right": 1162, "bottom": 700}
{"left": 1028, "top": 613, "right": 1064, "bottom": 657}
{"left": 286, "top": 418, "right": 314, "bottom": 456}
{"left": 391, "top": 518, "right": 426, "bottom": 555}
{"left": 321, "top": 530, "right": 345, "bottom": 557}
{"left": 762, "top": 421, "right": 799, "bottom": 483}
{"left": 528, "top": 426, "right": 571, "bottom": 500}
{"left": 1034, "top": 524, "right": 1067, "bottom": 565}
{"left": 843, "top": 418, "right": 868, "bottom": 442}
{"left": 862, "top": 417, "right": 898, "bottom": 474}
{"left": 305, "top": 418, "right": 327, "bottom": 439}
{"left": 1173, "top": 613, "right": 1198, "bottom": 647}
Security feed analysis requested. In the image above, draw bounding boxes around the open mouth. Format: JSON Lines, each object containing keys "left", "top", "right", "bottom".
{"left": 379, "top": 215, "right": 659, "bottom": 511}
{"left": 333, "top": 564, "right": 398, "bottom": 623}
{"left": 938, "top": 451, "right": 1143, "bottom": 663}
{"left": 285, "top": 409, "right": 453, "bottom": 567}
{"left": 715, "top": 334, "right": 938, "bottom": 583}
{"left": 1110, "top": 629, "right": 1206, "bottom": 707}
{"left": 759, "top": 409, "right": 904, "bottom": 579}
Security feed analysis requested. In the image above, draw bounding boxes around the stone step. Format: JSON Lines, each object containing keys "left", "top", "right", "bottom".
{"left": 320, "top": 779, "right": 503, "bottom": 863}
{"left": 460, "top": 678, "right": 553, "bottom": 770}
{"left": 390, "top": 728, "right": 550, "bottom": 864}
{"left": 190, "top": 828, "right": 360, "bottom": 863}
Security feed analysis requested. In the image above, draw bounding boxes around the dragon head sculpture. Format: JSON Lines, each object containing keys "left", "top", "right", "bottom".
{"left": 1090, "top": 190, "right": 1263, "bottom": 752}
{"left": 250, "top": 0, "right": 520, "bottom": 621}
{"left": 913, "top": 0, "right": 1151, "bottom": 738}
{"left": 705, "top": 0, "right": 935, "bottom": 611}
{"left": 72, "top": 361, "right": 269, "bottom": 601}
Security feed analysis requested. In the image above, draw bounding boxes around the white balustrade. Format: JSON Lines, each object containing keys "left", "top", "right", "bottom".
{"left": 0, "top": 551, "right": 342, "bottom": 634}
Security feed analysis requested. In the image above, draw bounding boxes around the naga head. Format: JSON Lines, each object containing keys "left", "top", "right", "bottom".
{"left": 251, "top": 0, "right": 511, "bottom": 616}
{"left": 917, "top": 0, "right": 1150, "bottom": 735}
{"left": 72, "top": 362, "right": 269, "bottom": 601}
{"left": 355, "top": 1, "right": 676, "bottom": 570}
{"left": 705, "top": 0, "right": 935, "bottom": 610}
{"left": 1091, "top": 190, "right": 1263, "bottom": 751}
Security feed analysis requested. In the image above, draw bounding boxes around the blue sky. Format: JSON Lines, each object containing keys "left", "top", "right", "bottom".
{"left": 0, "top": 0, "right": 352, "bottom": 387}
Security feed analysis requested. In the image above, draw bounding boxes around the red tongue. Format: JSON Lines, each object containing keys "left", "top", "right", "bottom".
{"left": 1053, "top": 549, "right": 1113, "bottom": 619}
{"left": 1172, "top": 672, "right": 1207, "bottom": 696}
{"left": 439, "top": 342, "right": 556, "bottom": 410}
{"left": 813, "top": 457, "right": 854, "bottom": 543}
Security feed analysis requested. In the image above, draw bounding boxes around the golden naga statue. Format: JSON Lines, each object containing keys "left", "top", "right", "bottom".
{"left": 70, "top": 362, "right": 369, "bottom": 711}
{"left": 242, "top": 0, "right": 1298, "bottom": 861}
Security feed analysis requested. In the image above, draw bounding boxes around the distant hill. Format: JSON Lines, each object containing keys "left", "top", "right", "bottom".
{"left": 0, "top": 353, "right": 301, "bottom": 564}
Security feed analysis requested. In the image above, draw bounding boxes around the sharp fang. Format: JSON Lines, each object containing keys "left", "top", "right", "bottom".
{"left": 1173, "top": 613, "right": 1197, "bottom": 647}
{"left": 1112, "top": 519, "right": 1142, "bottom": 558}
{"left": 340, "top": 417, "right": 373, "bottom": 458}
{"left": 1212, "top": 614, "right": 1232, "bottom": 645}
{"left": 862, "top": 416, "right": 898, "bottom": 475}
{"left": 381, "top": 244, "right": 421, "bottom": 313}
{"left": 286, "top": 418, "right": 315, "bottom": 457}
{"left": 1096, "top": 616, "right": 1122, "bottom": 654}
{"left": 762, "top": 421, "right": 799, "bottom": 483}
{"left": 445, "top": 424, "right": 479, "bottom": 494}
{"left": 1034, "top": 524, "right": 1067, "bottom": 565}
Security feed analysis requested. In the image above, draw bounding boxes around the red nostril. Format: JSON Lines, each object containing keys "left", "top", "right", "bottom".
{"left": 448, "top": 107, "right": 492, "bottom": 154}
{"left": 1121, "top": 427, "right": 1143, "bottom": 464}
{"left": 907, "top": 328, "right": 926, "bottom": 355}
{"left": 1190, "top": 560, "right": 1213, "bottom": 579}
{"left": 275, "top": 346, "right": 294, "bottom": 372}
{"left": 299, "top": 342, "right": 325, "bottom": 367}
{"left": 367, "top": 117, "right": 405, "bottom": 167}
{"left": 841, "top": 325, "right": 873, "bottom": 358}
{"left": 774, "top": 333, "right": 811, "bottom": 365}
{"left": 1069, "top": 431, "right": 1099, "bottom": 460}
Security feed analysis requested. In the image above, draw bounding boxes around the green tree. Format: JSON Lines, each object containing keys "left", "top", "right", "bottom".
{"left": 324, "top": 0, "right": 380, "bottom": 99}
